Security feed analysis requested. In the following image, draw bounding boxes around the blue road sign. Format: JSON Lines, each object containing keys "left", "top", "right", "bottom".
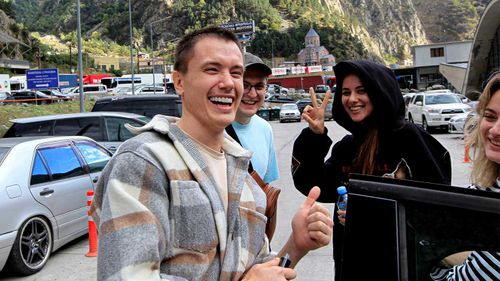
{"left": 27, "top": 68, "right": 59, "bottom": 89}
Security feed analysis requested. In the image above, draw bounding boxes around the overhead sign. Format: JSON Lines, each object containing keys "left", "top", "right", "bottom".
{"left": 27, "top": 68, "right": 59, "bottom": 89}
{"left": 220, "top": 20, "right": 255, "bottom": 35}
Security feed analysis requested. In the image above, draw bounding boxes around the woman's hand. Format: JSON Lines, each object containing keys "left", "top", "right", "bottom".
{"left": 242, "top": 258, "right": 296, "bottom": 281}
{"left": 302, "top": 88, "right": 331, "bottom": 134}
{"left": 337, "top": 209, "right": 346, "bottom": 225}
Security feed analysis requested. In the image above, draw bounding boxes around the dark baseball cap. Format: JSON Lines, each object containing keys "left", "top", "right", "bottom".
{"left": 244, "top": 52, "right": 272, "bottom": 76}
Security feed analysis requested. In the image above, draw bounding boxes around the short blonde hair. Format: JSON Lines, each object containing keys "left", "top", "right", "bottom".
{"left": 467, "top": 72, "right": 500, "bottom": 188}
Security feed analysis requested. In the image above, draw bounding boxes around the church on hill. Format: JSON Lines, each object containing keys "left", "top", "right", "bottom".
{"left": 297, "top": 28, "right": 335, "bottom": 66}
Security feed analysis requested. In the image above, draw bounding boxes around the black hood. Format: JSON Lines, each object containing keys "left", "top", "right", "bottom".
{"left": 332, "top": 60, "right": 405, "bottom": 134}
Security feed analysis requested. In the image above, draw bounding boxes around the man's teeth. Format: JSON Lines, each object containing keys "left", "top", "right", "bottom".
{"left": 209, "top": 96, "right": 233, "bottom": 104}
{"left": 242, "top": 100, "right": 257, "bottom": 105}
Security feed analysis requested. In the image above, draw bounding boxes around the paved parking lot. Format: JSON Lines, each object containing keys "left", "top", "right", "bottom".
{"left": 0, "top": 120, "right": 471, "bottom": 281}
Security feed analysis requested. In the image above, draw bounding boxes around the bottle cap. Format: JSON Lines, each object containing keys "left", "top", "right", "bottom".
{"left": 337, "top": 186, "right": 347, "bottom": 195}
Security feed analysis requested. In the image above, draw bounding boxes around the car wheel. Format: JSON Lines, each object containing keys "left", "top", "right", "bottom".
{"left": 422, "top": 116, "right": 430, "bottom": 132}
{"left": 7, "top": 217, "right": 53, "bottom": 275}
{"left": 279, "top": 119, "right": 283, "bottom": 123}
{"left": 408, "top": 114, "right": 414, "bottom": 123}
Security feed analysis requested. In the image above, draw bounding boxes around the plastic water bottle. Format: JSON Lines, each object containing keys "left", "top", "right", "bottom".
{"left": 336, "top": 186, "right": 348, "bottom": 215}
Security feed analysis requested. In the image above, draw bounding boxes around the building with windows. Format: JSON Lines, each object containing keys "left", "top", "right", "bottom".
{"left": 410, "top": 41, "right": 472, "bottom": 90}
{"left": 297, "top": 28, "right": 335, "bottom": 66}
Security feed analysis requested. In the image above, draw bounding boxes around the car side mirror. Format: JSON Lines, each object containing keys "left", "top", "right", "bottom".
{"left": 416, "top": 101, "right": 423, "bottom": 106}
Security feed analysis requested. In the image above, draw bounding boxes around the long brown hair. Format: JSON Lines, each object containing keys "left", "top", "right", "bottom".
{"left": 354, "top": 125, "right": 379, "bottom": 175}
{"left": 467, "top": 72, "right": 500, "bottom": 188}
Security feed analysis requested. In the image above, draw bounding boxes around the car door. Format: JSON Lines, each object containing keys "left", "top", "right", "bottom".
{"left": 29, "top": 143, "right": 92, "bottom": 239}
{"left": 73, "top": 141, "right": 111, "bottom": 190}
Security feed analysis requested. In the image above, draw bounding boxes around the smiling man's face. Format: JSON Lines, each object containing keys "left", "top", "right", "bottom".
{"left": 235, "top": 67, "right": 267, "bottom": 124}
{"left": 174, "top": 35, "right": 244, "bottom": 134}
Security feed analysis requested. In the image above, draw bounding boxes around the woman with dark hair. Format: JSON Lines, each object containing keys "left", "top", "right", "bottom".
{"left": 291, "top": 60, "right": 452, "bottom": 280}
{"left": 430, "top": 72, "right": 500, "bottom": 281}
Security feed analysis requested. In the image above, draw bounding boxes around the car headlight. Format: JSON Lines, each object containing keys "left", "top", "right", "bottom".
{"left": 426, "top": 108, "right": 440, "bottom": 113}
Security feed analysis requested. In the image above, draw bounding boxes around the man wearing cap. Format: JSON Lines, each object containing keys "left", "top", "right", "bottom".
{"left": 228, "top": 52, "right": 279, "bottom": 184}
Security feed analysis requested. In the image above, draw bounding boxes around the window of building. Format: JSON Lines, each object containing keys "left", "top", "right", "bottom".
{"left": 430, "top": 47, "right": 444, "bottom": 58}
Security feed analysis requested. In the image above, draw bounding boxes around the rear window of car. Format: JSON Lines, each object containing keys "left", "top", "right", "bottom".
{"left": 92, "top": 98, "right": 181, "bottom": 118}
{"left": 104, "top": 117, "right": 146, "bottom": 141}
{"left": 75, "top": 141, "right": 111, "bottom": 173}
{"left": 4, "top": 121, "right": 53, "bottom": 137}
{"left": 38, "top": 145, "right": 85, "bottom": 181}
{"left": 53, "top": 117, "right": 103, "bottom": 141}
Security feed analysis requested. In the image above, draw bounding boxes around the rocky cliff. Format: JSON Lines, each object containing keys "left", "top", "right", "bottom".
{"left": 5, "top": 0, "right": 490, "bottom": 63}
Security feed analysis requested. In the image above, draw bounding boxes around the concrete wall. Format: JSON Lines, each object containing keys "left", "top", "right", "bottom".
{"left": 413, "top": 41, "right": 472, "bottom": 67}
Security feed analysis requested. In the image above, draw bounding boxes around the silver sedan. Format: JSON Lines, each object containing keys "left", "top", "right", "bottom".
{"left": 0, "top": 136, "right": 111, "bottom": 276}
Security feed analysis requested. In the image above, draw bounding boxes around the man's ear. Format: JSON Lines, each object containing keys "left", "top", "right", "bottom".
{"left": 172, "top": 70, "right": 183, "bottom": 97}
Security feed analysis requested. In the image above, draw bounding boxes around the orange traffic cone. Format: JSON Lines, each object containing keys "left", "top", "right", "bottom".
{"left": 85, "top": 190, "right": 98, "bottom": 257}
{"left": 463, "top": 145, "right": 472, "bottom": 163}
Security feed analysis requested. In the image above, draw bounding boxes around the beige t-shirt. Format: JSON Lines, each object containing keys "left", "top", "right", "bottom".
{"left": 180, "top": 130, "right": 228, "bottom": 212}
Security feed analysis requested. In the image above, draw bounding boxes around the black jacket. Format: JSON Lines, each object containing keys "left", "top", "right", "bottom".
{"left": 291, "top": 60, "right": 451, "bottom": 280}
{"left": 292, "top": 60, "right": 451, "bottom": 202}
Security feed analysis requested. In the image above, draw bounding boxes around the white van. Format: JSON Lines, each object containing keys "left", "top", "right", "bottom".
{"left": 67, "top": 84, "right": 108, "bottom": 99}
{"left": 9, "top": 76, "right": 27, "bottom": 92}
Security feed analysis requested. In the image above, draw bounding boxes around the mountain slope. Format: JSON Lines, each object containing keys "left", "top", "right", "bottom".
{"left": 8, "top": 0, "right": 489, "bottom": 63}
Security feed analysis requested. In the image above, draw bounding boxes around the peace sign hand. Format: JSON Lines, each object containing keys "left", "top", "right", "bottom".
{"left": 302, "top": 87, "right": 331, "bottom": 134}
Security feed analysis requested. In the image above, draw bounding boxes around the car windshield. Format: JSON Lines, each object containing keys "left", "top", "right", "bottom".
{"left": 282, "top": 104, "right": 297, "bottom": 110}
{"left": 426, "top": 94, "right": 461, "bottom": 105}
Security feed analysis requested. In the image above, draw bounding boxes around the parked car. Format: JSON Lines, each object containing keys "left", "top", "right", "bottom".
{"left": 135, "top": 85, "right": 166, "bottom": 95}
{"left": 92, "top": 95, "right": 182, "bottom": 118}
{"left": 324, "top": 102, "right": 333, "bottom": 121}
{"left": 0, "top": 136, "right": 112, "bottom": 275}
{"left": 265, "top": 94, "right": 294, "bottom": 103}
{"left": 10, "top": 91, "right": 61, "bottom": 105}
{"left": 402, "top": 93, "right": 415, "bottom": 121}
{"left": 407, "top": 92, "right": 472, "bottom": 131}
{"left": 455, "top": 94, "right": 471, "bottom": 103}
{"left": 38, "top": 89, "right": 73, "bottom": 101}
{"left": 66, "top": 84, "right": 108, "bottom": 98}
{"left": 279, "top": 103, "right": 301, "bottom": 123}
{"left": 448, "top": 112, "right": 469, "bottom": 134}
{"left": 296, "top": 98, "right": 313, "bottom": 113}
{"left": 0, "top": 91, "right": 14, "bottom": 105}
{"left": 267, "top": 84, "right": 289, "bottom": 95}
{"left": 3, "top": 112, "right": 150, "bottom": 153}
{"left": 314, "top": 84, "right": 330, "bottom": 93}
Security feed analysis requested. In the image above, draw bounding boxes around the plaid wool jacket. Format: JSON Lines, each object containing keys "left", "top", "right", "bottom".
{"left": 91, "top": 115, "right": 271, "bottom": 281}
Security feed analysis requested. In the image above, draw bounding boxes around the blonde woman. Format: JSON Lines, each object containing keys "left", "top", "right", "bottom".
{"left": 431, "top": 72, "right": 500, "bottom": 281}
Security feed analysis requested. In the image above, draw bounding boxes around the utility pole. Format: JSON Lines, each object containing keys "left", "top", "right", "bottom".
{"left": 149, "top": 16, "right": 172, "bottom": 95}
{"left": 128, "top": 0, "right": 135, "bottom": 95}
{"left": 76, "top": 0, "right": 84, "bottom": 112}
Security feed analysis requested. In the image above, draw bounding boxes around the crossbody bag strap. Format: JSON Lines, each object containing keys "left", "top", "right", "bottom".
{"left": 226, "top": 123, "right": 254, "bottom": 173}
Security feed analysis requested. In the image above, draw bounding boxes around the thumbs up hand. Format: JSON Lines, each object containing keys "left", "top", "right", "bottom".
{"left": 291, "top": 186, "right": 334, "bottom": 252}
